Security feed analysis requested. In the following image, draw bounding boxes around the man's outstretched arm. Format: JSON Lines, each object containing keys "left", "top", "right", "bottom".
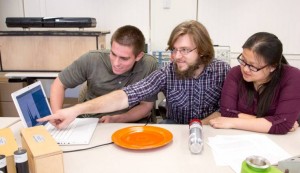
{"left": 38, "top": 90, "right": 129, "bottom": 129}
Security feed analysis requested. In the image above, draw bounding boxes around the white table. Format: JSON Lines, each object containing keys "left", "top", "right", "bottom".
{"left": 0, "top": 117, "right": 21, "bottom": 128}
{"left": 3, "top": 118, "right": 300, "bottom": 173}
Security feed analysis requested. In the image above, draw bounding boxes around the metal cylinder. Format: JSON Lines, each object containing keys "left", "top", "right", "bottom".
{"left": 0, "top": 154, "right": 7, "bottom": 173}
{"left": 14, "top": 148, "right": 29, "bottom": 173}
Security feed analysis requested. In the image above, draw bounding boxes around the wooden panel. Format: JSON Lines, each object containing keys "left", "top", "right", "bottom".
{"left": 0, "top": 82, "right": 27, "bottom": 101}
{"left": 0, "top": 101, "right": 19, "bottom": 117}
{"left": 0, "top": 35, "right": 105, "bottom": 71}
{"left": 0, "top": 72, "right": 8, "bottom": 82}
{"left": 0, "top": 81, "right": 27, "bottom": 117}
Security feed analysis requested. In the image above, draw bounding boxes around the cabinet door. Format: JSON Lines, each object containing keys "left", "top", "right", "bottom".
{"left": 0, "top": 82, "right": 27, "bottom": 117}
{"left": 0, "top": 35, "right": 103, "bottom": 71}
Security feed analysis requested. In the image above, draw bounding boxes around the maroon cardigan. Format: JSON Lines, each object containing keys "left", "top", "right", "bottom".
{"left": 221, "top": 65, "right": 300, "bottom": 134}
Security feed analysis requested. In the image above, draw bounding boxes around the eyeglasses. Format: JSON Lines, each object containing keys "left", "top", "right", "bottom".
{"left": 170, "top": 47, "right": 197, "bottom": 55}
{"left": 237, "top": 54, "right": 268, "bottom": 72}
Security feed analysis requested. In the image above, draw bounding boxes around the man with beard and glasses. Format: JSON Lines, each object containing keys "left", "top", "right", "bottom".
{"left": 38, "top": 20, "right": 230, "bottom": 128}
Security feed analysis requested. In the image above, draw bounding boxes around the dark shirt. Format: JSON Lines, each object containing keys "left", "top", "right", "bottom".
{"left": 221, "top": 65, "right": 300, "bottom": 134}
{"left": 124, "top": 59, "right": 230, "bottom": 124}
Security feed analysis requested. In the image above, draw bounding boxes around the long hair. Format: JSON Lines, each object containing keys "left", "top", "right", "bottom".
{"left": 166, "top": 20, "right": 214, "bottom": 66}
{"left": 241, "top": 32, "right": 288, "bottom": 117}
{"left": 111, "top": 25, "right": 145, "bottom": 57}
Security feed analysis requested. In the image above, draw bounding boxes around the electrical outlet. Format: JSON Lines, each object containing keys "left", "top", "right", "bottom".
{"left": 163, "top": 0, "right": 171, "bottom": 9}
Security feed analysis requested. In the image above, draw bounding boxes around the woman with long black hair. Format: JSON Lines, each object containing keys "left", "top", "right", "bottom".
{"left": 210, "top": 32, "right": 300, "bottom": 134}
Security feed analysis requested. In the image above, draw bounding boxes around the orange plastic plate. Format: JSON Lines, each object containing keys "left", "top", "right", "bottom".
{"left": 112, "top": 126, "right": 173, "bottom": 150}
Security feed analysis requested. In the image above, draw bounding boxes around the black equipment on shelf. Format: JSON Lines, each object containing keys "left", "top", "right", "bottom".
{"left": 6, "top": 17, "right": 96, "bottom": 28}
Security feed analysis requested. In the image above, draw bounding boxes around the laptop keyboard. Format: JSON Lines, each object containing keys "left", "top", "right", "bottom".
{"left": 45, "top": 119, "right": 78, "bottom": 142}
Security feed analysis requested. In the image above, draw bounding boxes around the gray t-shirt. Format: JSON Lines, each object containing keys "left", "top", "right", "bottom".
{"left": 59, "top": 50, "right": 158, "bottom": 117}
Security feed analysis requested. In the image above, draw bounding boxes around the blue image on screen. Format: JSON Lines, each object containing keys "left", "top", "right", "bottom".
{"left": 16, "top": 85, "right": 51, "bottom": 127}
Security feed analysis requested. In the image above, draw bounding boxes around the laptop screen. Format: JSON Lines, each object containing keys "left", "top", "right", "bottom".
{"left": 16, "top": 84, "right": 51, "bottom": 127}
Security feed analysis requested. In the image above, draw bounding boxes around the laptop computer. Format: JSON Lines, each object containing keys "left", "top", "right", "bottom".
{"left": 11, "top": 81, "right": 98, "bottom": 145}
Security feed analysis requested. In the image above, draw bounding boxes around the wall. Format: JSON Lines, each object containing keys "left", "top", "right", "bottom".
{"left": 198, "top": 0, "right": 300, "bottom": 54}
{"left": 197, "top": 0, "right": 300, "bottom": 67}
{"left": 150, "top": 0, "right": 197, "bottom": 51}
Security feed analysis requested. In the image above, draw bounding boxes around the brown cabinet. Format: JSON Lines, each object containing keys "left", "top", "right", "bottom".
{"left": 0, "top": 30, "right": 109, "bottom": 71}
{"left": 0, "top": 73, "right": 27, "bottom": 117}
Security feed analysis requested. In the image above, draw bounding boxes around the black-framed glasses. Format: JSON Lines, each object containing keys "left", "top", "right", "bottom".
{"left": 170, "top": 47, "right": 197, "bottom": 55}
{"left": 237, "top": 54, "right": 268, "bottom": 72}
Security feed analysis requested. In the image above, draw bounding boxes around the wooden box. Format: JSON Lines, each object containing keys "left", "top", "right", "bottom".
{"left": 0, "top": 128, "right": 18, "bottom": 173}
{"left": 20, "top": 126, "right": 64, "bottom": 173}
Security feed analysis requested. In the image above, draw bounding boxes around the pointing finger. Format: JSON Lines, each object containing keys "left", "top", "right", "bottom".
{"left": 37, "top": 114, "right": 60, "bottom": 122}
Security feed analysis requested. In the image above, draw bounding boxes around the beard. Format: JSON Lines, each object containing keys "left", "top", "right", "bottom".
{"left": 174, "top": 56, "right": 203, "bottom": 80}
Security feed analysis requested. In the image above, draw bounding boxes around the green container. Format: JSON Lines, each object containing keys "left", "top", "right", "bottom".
{"left": 241, "top": 156, "right": 282, "bottom": 173}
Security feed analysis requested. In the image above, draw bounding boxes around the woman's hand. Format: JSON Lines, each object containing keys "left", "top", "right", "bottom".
{"left": 209, "top": 117, "right": 235, "bottom": 129}
{"left": 289, "top": 121, "right": 299, "bottom": 132}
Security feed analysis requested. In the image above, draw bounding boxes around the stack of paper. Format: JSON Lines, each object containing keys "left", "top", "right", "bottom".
{"left": 207, "top": 134, "right": 291, "bottom": 173}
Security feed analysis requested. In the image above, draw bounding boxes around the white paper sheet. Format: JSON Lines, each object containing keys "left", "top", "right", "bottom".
{"left": 207, "top": 134, "right": 291, "bottom": 173}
